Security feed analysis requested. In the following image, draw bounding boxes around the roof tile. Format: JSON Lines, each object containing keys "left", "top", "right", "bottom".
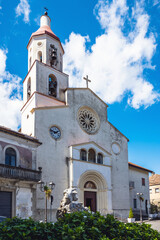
{"left": 149, "top": 174, "right": 160, "bottom": 185}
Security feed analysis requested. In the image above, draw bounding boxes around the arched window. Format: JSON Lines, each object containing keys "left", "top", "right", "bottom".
{"left": 88, "top": 149, "right": 96, "bottom": 163}
{"left": 97, "top": 153, "right": 103, "bottom": 164}
{"left": 27, "top": 78, "right": 31, "bottom": 100}
{"left": 5, "top": 148, "right": 16, "bottom": 166}
{"left": 48, "top": 74, "right": 57, "bottom": 97}
{"left": 84, "top": 181, "right": 96, "bottom": 189}
{"left": 38, "top": 51, "right": 42, "bottom": 62}
{"left": 80, "top": 149, "right": 87, "bottom": 161}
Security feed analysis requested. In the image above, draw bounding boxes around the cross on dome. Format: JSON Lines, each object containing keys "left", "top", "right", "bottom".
{"left": 44, "top": 7, "right": 48, "bottom": 15}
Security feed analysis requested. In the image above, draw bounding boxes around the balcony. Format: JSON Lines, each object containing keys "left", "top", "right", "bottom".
{"left": 0, "top": 164, "right": 41, "bottom": 182}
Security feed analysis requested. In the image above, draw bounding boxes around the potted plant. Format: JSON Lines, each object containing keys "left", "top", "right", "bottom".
{"left": 128, "top": 208, "right": 135, "bottom": 223}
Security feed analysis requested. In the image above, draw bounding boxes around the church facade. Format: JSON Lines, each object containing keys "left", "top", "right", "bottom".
{"left": 0, "top": 13, "right": 151, "bottom": 221}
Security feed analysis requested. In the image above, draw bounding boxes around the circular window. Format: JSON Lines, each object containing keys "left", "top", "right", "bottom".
{"left": 112, "top": 142, "right": 121, "bottom": 155}
{"left": 37, "top": 42, "right": 42, "bottom": 46}
{"left": 77, "top": 107, "right": 100, "bottom": 134}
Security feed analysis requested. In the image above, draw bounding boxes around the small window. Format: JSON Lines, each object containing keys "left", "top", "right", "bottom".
{"left": 88, "top": 149, "right": 96, "bottom": 163}
{"left": 155, "top": 188, "right": 159, "bottom": 193}
{"left": 80, "top": 149, "right": 87, "bottom": 161}
{"left": 149, "top": 189, "right": 152, "bottom": 194}
{"left": 97, "top": 153, "right": 103, "bottom": 164}
{"left": 129, "top": 181, "right": 135, "bottom": 188}
{"left": 133, "top": 198, "right": 137, "bottom": 209}
{"left": 29, "top": 57, "right": 32, "bottom": 68}
{"left": 84, "top": 181, "right": 96, "bottom": 189}
{"left": 60, "top": 61, "right": 62, "bottom": 72}
{"left": 5, "top": 147, "right": 16, "bottom": 166}
{"left": 142, "top": 178, "right": 145, "bottom": 186}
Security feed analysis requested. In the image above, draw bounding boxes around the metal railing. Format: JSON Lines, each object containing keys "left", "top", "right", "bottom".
{"left": 0, "top": 163, "right": 41, "bottom": 182}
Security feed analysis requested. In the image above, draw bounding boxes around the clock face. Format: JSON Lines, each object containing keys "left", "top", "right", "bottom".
{"left": 50, "top": 126, "right": 61, "bottom": 140}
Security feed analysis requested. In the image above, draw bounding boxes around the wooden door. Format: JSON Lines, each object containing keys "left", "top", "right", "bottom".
{"left": 0, "top": 191, "right": 12, "bottom": 218}
{"left": 84, "top": 191, "right": 96, "bottom": 212}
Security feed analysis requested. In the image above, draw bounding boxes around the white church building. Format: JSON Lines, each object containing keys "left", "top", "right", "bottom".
{"left": 0, "top": 12, "right": 152, "bottom": 221}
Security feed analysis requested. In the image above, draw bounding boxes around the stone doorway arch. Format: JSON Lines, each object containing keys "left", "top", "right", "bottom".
{"left": 78, "top": 170, "right": 109, "bottom": 214}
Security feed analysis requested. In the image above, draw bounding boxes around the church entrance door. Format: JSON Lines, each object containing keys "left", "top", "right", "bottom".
{"left": 84, "top": 191, "right": 96, "bottom": 212}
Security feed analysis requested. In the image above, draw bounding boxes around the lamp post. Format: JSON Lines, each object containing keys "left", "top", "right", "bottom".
{"left": 38, "top": 180, "right": 55, "bottom": 223}
{"left": 137, "top": 193, "right": 144, "bottom": 222}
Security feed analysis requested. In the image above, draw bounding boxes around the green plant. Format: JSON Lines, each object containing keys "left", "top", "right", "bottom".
{"left": 0, "top": 212, "right": 160, "bottom": 240}
{"left": 0, "top": 217, "right": 55, "bottom": 240}
{"left": 139, "top": 196, "right": 144, "bottom": 202}
{"left": 44, "top": 185, "right": 52, "bottom": 199}
{"left": 128, "top": 208, "right": 134, "bottom": 218}
{"left": 150, "top": 203, "right": 158, "bottom": 214}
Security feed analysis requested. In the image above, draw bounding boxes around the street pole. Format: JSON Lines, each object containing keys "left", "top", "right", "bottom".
{"left": 38, "top": 180, "right": 55, "bottom": 223}
{"left": 140, "top": 199, "right": 142, "bottom": 222}
{"left": 45, "top": 194, "right": 47, "bottom": 223}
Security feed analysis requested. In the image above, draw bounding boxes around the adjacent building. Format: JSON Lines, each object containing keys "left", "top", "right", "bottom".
{"left": 0, "top": 126, "right": 41, "bottom": 218}
{"left": 149, "top": 173, "right": 160, "bottom": 211}
{"left": 129, "top": 162, "right": 152, "bottom": 218}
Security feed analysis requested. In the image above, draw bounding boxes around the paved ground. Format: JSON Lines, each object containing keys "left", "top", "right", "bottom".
{"left": 145, "top": 220, "right": 160, "bottom": 232}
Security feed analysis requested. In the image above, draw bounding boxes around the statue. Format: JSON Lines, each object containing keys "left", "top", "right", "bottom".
{"left": 56, "top": 188, "right": 88, "bottom": 219}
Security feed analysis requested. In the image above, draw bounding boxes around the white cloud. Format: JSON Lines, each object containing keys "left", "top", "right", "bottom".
{"left": 0, "top": 49, "right": 22, "bottom": 130}
{"left": 0, "top": 6, "right": 2, "bottom": 10}
{"left": 34, "top": 15, "right": 41, "bottom": 26}
{"left": 63, "top": 0, "right": 160, "bottom": 109}
{"left": 15, "top": 0, "right": 30, "bottom": 23}
{"left": 153, "top": 0, "right": 160, "bottom": 7}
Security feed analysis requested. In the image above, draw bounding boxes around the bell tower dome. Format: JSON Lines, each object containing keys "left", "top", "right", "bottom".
{"left": 27, "top": 11, "right": 64, "bottom": 72}
{"left": 40, "top": 12, "right": 51, "bottom": 27}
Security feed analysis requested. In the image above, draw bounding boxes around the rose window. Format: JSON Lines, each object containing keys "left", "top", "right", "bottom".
{"left": 78, "top": 107, "right": 100, "bottom": 134}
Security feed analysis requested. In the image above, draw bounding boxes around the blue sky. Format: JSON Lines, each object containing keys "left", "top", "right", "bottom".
{"left": 0, "top": 0, "right": 160, "bottom": 173}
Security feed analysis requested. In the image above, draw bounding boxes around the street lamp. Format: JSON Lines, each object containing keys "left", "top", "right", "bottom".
{"left": 38, "top": 180, "right": 55, "bottom": 223}
{"left": 137, "top": 192, "right": 144, "bottom": 222}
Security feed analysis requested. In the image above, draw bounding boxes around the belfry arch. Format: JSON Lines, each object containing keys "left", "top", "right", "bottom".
{"left": 48, "top": 74, "right": 57, "bottom": 97}
{"left": 37, "top": 51, "right": 42, "bottom": 62}
{"left": 27, "top": 77, "right": 31, "bottom": 100}
{"left": 78, "top": 170, "right": 110, "bottom": 214}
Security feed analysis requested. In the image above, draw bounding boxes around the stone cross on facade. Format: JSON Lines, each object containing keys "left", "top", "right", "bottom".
{"left": 83, "top": 75, "right": 91, "bottom": 88}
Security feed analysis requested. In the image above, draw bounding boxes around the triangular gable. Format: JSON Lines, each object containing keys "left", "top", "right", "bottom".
{"left": 70, "top": 141, "right": 111, "bottom": 156}
{"left": 65, "top": 88, "right": 108, "bottom": 108}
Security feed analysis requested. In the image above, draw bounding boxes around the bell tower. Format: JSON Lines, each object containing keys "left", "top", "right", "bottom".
{"left": 21, "top": 12, "right": 68, "bottom": 136}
